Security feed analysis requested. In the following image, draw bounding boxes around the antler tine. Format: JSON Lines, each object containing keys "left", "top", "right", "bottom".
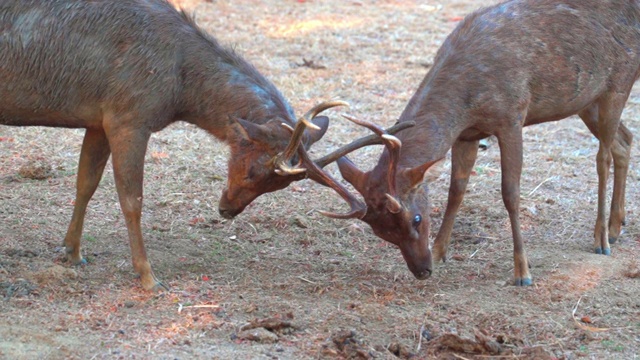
{"left": 341, "top": 115, "right": 403, "bottom": 198}
{"left": 302, "top": 100, "right": 350, "bottom": 124}
{"left": 314, "top": 121, "right": 416, "bottom": 169}
{"left": 276, "top": 101, "right": 349, "bottom": 175}
{"left": 296, "top": 144, "right": 367, "bottom": 219}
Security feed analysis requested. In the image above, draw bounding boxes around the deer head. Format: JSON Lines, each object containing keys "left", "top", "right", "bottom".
{"left": 219, "top": 101, "right": 365, "bottom": 219}
{"left": 329, "top": 116, "right": 440, "bottom": 280}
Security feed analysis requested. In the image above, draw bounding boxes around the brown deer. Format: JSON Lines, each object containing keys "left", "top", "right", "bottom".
{"left": 332, "top": 0, "right": 637, "bottom": 286}
{"left": 0, "top": 0, "right": 366, "bottom": 291}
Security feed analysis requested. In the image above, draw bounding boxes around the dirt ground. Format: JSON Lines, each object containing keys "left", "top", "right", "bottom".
{"left": 1, "top": 0, "right": 639, "bottom": 359}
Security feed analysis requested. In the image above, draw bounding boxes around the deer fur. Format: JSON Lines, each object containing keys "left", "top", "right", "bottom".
{"left": 338, "top": 0, "right": 637, "bottom": 285}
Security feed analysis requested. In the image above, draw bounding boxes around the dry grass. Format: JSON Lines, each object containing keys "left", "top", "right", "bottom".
{"left": 1, "top": 0, "right": 640, "bottom": 359}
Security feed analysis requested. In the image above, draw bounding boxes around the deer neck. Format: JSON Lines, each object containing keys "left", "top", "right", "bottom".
{"left": 178, "top": 37, "right": 295, "bottom": 141}
{"left": 391, "top": 73, "right": 474, "bottom": 170}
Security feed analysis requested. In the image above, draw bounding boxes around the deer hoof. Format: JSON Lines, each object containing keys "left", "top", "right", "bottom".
{"left": 514, "top": 278, "right": 533, "bottom": 286}
{"left": 141, "top": 279, "right": 169, "bottom": 292}
{"left": 66, "top": 255, "right": 87, "bottom": 266}
{"left": 138, "top": 272, "right": 169, "bottom": 292}
{"left": 432, "top": 248, "right": 447, "bottom": 263}
{"left": 151, "top": 282, "right": 169, "bottom": 293}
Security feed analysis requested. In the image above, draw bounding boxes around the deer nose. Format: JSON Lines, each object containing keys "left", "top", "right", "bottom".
{"left": 218, "top": 207, "right": 240, "bottom": 219}
{"left": 414, "top": 268, "right": 432, "bottom": 280}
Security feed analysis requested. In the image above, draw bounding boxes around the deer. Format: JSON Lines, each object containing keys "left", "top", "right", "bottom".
{"left": 329, "top": 0, "right": 637, "bottom": 286}
{"left": 0, "top": 0, "right": 375, "bottom": 291}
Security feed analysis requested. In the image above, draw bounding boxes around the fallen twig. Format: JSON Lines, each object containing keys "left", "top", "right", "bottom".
{"left": 416, "top": 323, "right": 425, "bottom": 353}
{"left": 297, "top": 276, "right": 317, "bottom": 284}
{"left": 571, "top": 296, "right": 609, "bottom": 332}
{"left": 177, "top": 303, "right": 220, "bottom": 314}
{"left": 452, "top": 354, "right": 472, "bottom": 360}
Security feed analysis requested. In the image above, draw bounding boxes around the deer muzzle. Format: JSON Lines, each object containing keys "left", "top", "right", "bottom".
{"left": 399, "top": 244, "right": 433, "bottom": 280}
{"left": 218, "top": 189, "right": 251, "bottom": 219}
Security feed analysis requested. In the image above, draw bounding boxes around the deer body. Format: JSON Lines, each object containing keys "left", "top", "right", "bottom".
{"left": 0, "top": 0, "right": 349, "bottom": 291}
{"left": 338, "top": 0, "right": 637, "bottom": 285}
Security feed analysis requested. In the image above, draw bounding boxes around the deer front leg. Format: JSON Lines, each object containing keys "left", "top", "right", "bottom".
{"left": 105, "top": 122, "right": 165, "bottom": 291}
{"left": 594, "top": 144, "right": 613, "bottom": 255}
{"left": 63, "top": 129, "right": 111, "bottom": 264}
{"left": 497, "top": 125, "right": 531, "bottom": 286}
{"left": 433, "top": 139, "right": 479, "bottom": 262}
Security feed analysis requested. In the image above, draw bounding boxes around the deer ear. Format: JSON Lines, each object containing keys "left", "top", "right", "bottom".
{"left": 402, "top": 158, "right": 443, "bottom": 189}
{"left": 385, "top": 193, "right": 402, "bottom": 214}
{"left": 337, "top": 157, "right": 367, "bottom": 193}
{"left": 232, "top": 117, "right": 270, "bottom": 141}
{"left": 304, "top": 116, "right": 329, "bottom": 147}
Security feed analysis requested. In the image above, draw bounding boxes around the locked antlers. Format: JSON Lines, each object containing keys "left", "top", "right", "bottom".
{"left": 274, "top": 100, "right": 415, "bottom": 219}
{"left": 313, "top": 121, "right": 415, "bottom": 169}
{"left": 274, "top": 100, "right": 349, "bottom": 175}
{"left": 273, "top": 100, "right": 367, "bottom": 219}
{"left": 340, "top": 115, "right": 406, "bottom": 214}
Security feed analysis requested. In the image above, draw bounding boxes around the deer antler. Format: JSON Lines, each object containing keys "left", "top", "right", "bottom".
{"left": 341, "top": 115, "right": 403, "bottom": 202}
{"left": 301, "top": 117, "right": 414, "bottom": 218}
{"left": 313, "top": 121, "right": 415, "bottom": 169}
{"left": 274, "top": 100, "right": 349, "bottom": 175}
{"left": 296, "top": 146, "right": 367, "bottom": 219}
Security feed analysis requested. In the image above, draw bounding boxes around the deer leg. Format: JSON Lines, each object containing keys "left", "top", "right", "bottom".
{"left": 104, "top": 122, "right": 164, "bottom": 291}
{"left": 63, "top": 129, "right": 111, "bottom": 264}
{"left": 607, "top": 123, "right": 632, "bottom": 244}
{"left": 591, "top": 95, "right": 626, "bottom": 255}
{"left": 578, "top": 105, "right": 632, "bottom": 246}
{"left": 496, "top": 124, "right": 531, "bottom": 286}
{"left": 433, "top": 139, "right": 479, "bottom": 262}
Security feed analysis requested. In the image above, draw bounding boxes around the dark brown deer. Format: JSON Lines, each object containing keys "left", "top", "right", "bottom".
{"left": 332, "top": 0, "right": 637, "bottom": 286}
{"left": 0, "top": 0, "right": 365, "bottom": 291}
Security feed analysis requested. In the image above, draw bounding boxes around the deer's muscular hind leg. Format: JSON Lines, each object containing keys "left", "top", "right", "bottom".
{"left": 607, "top": 124, "right": 632, "bottom": 244}
{"left": 590, "top": 93, "right": 626, "bottom": 255}
{"left": 63, "top": 128, "right": 111, "bottom": 264}
{"left": 578, "top": 105, "right": 632, "bottom": 248}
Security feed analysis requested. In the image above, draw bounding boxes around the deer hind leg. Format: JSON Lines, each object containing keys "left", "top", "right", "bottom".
{"left": 433, "top": 139, "right": 479, "bottom": 262}
{"left": 63, "top": 128, "right": 111, "bottom": 264}
{"left": 590, "top": 94, "right": 627, "bottom": 255}
{"left": 104, "top": 119, "right": 165, "bottom": 291}
{"left": 607, "top": 123, "right": 632, "bottom": 244}
{"left": 496, "top": 121, "right": 531, "bottom": 286}
{"left": 578, "top": 105, "right": 633, "bottom": 247}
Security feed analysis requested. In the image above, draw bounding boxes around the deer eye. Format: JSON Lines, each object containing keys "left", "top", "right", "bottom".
{"left": 412, "top": 214, "right": 422, "bottom": 228}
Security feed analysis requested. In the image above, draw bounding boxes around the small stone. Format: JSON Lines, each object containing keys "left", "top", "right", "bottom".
{"left": 124, "top": 301, "right": 136, "bottom": 308}
{"left": 236, "top": 328, "right": 278, "bottom": 343}
{"left": 290, "top": 216, "right": 309, "bottom": 229}
{"left": 451, "top": 254, "right": 465, "bottom": 261}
